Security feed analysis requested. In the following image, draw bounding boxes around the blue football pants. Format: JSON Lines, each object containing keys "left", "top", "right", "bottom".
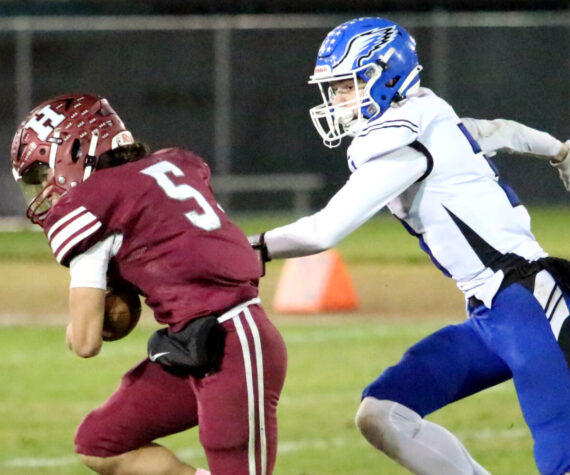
{"left": 363, "top": 282, "right": 570, "bottom": 475}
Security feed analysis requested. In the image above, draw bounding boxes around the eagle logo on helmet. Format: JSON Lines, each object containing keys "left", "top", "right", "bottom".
{"left": 335, "top": 26, "right": 398, "bottom": 71}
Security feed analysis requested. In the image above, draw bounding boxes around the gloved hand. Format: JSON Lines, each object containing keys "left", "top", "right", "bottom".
{"left": 247, "top": 233, "right": 262, "bottom": 247}
{"left": 551, "top": 140, "right": 570, "bottom": 191}
{"left": 247, "top": 233, "right": 271, "bottom": 277}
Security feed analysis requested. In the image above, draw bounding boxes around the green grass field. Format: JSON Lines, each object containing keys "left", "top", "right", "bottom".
{"left": 0, "top": 320, "right": 533, "bottom": 474}
{"left": 1, "top": 207, "right": 569, "bottom": 474}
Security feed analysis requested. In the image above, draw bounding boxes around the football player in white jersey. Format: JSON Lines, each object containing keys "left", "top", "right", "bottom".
{"left": 250, "top": 17, "right": 570, "bottom": 475}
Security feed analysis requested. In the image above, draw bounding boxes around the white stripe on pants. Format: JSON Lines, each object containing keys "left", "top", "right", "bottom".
{"left": 220, "top": 299, "right": 266, "bottom": 475}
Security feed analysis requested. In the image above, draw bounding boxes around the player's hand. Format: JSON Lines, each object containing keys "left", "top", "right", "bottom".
{"left": 551, "top": 140, "right": 570, "bottom": 191}
{"left": 247, "top": 233, "right": 271, "bottom": 277}
{"left": 247, "top": 234, "right": 262, "bottom": 247}
{"left": 247, "top": 233, "right": 271, "bottom": 261}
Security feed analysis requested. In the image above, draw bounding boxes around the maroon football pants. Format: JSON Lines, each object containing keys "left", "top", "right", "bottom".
{"left": 75, "top": 304, "right": 287, "bottom": 475}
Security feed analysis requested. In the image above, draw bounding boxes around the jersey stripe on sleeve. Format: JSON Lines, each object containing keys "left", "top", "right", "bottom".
{"left": 47, "top": 205, "right": 90, "bottom": 240}
{"left": 359, "top": 118, "right": 419, "bottom": 138}
{"left": 47, "top": 206, "right": 102, "bottom": 263}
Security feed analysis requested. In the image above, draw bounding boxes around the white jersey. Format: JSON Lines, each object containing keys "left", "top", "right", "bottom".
{"left": 265, "top": 88, "right": 551, "bottom": 306}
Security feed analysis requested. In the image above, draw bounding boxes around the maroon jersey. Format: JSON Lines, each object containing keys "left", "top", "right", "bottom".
{"left": 43, "top": 148, "right": 261, "bottom": 330}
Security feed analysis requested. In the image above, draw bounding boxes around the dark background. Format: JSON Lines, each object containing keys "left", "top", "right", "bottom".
{"left": 0, "top": 1, "right": 568, "bottom": 15}
{"left": 0, "top": 2, "right": 568, "bottom": 216}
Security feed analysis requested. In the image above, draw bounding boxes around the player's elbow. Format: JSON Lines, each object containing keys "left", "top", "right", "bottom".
{"left": 72, "top": 337, "right": 102, "bottom": 358}
{"left": 74, "top": 344, "right": 101, "bottom": 358}
{"left": 489, "top": 119, "right": 520, "bottom": 141}
{"left": 304, "top": 231, "right": 340, "bottom": 254}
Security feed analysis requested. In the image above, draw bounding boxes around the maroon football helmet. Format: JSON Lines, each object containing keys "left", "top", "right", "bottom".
{"left": 11, "top": 93, "right": 134, "bottom": 225}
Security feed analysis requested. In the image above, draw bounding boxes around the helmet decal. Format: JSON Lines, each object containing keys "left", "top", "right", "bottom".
{"left": 112, "top": 131, "right": 135, "bottom": 149}
{"left": 24, "top": 105, "right": 66, "bottom": 141}
{"left": 333, "top": 26, "right": 398, "bottom": 71}
{"left": 312, "top": 64, "right": 332, "bottom": 77}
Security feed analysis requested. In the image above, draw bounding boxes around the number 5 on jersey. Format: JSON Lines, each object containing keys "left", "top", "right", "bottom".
{"left": 141, "top": 161, "right": 221, "bottom": 231}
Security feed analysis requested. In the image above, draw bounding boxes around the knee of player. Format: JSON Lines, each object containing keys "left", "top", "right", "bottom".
{"left": 75, "top": 415, "right": 95, "bottom": 452}
{"left": 75, "top": 421, "right": 122, "bottom": 473}
{"left": 355, "top": 397, "right": 395, "bottom": 445}
{"left": 355, "top": 398, "right": 421, "bottom": 451}
{"left": 199, "top": 423, "right": 250, "bottom": 453}
{"left": 77, "top": 453, "right": 117, "bottom": 473}
{"left": 74, "top": 413, "right": 114, "bottom": 461}
{"left": 355, "top": 397, "right": 380, "bottom": 434}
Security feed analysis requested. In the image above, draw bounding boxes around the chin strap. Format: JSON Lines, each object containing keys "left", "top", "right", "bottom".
{"left": 377, "top": 47, "right": 396, "bottom": 70}
{"left": 48, "top": 128, "right": 61, "bottom": 170}
{"left": 397, "top": 65, "right": 423, "bottom": 98}
{"left": 83, "top": 129, "right": 100, "bottom": 181}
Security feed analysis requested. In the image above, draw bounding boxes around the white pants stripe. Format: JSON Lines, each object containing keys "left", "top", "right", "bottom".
{"left": 228, "top": 302, "right": 266, "bottom": 475}
{"left": 244, "top": 307, "right": 267, "bottom": 475}
{"left": 533, "top": 270, "right": 570, "bottom": 340}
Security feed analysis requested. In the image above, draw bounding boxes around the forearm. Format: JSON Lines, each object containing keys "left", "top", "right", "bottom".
{"left": 66, "top": 236, "right": 118, "bottom": 357}
{"left": 68, "top": 287, "right": 106, "bottom": 358}
{"left": 462, "top": 118, "right": 565, "bottom": 159}
{"left": 264, "top": 213, "right": 347, "bottom": 259}
{"left": 264, "top": 148, "right": 427, "bottom": 259}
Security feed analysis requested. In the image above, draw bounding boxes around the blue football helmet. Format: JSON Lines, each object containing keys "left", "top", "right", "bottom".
{"left": 309, "top": 17, "right": 423, "bottom": 148}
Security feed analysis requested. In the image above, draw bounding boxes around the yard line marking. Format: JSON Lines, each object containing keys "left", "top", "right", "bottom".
{"left": 278, "top": 381, "right": 516, "bottom": 407}
{"left": 0, "top": 428, "right": 530, "bottom": 468}
{"left": 457, "top": 427, "right": 528, "bottom": 440}
{"left": 3, "top": 455, "right": 78, "bottom": 468}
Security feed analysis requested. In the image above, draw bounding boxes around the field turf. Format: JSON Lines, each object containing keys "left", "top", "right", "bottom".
{"left": 0, "top": 319, "right": 534, "bottom": 474}
{"left": 1, "top": 207, "right": 569, "bottom": 474}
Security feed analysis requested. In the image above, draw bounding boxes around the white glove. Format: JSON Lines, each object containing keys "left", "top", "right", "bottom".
{"left": 551, "top": 140, "right": 570, "bottom": 191}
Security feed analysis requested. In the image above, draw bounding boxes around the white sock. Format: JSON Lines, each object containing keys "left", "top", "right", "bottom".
{"left": 356, "top": 398, "right": 490, "bottom": 475}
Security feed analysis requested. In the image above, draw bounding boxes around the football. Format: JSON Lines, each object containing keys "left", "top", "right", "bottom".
{"left": 102, "top": 286, "right": 142, "bottom": 341}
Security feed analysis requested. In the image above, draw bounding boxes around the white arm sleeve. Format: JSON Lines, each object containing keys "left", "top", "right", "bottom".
{"left": 461, "top": 118, "right": 565, "bottom": 159}
{"left": 69, "top": 234, "right": 123, "bottom": 289}
{"left": 264, "top": 147, "right": 427, "bottom": 259}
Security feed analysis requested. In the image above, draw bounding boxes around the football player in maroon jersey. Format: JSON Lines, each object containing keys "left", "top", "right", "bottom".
{"left": 11, "top": 93, "right": 288, "bottom": 475}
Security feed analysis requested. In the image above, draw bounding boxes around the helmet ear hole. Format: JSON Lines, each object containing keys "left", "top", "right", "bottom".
{"left": 71, "top": 138, "right": 81, "bottom": 163}
{"left": 16, "top": 143, "right": 27, "bottom": 161}
{"left": 385, "top": 76, "right": 400, "bottom": 88}
{"left": 63, "top": 98, "right": 74, "bottom": 110}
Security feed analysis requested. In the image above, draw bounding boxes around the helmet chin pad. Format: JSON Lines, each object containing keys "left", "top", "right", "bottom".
{"left": 335, "top": 108, "right": 355, "bottom": 127}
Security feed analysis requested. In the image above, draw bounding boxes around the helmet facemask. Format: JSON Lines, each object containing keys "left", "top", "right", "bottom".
{"left": 17, "top": 127, "right": 102, "bottom": 225}
{"left": 17, "top": 126, "right": 67, "bottom": 224}
{"left": 19, "top": 162, "right": 58, "bottom": 223}
{"left": 309, "top": 63, "right": 385, "bottom": 148}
